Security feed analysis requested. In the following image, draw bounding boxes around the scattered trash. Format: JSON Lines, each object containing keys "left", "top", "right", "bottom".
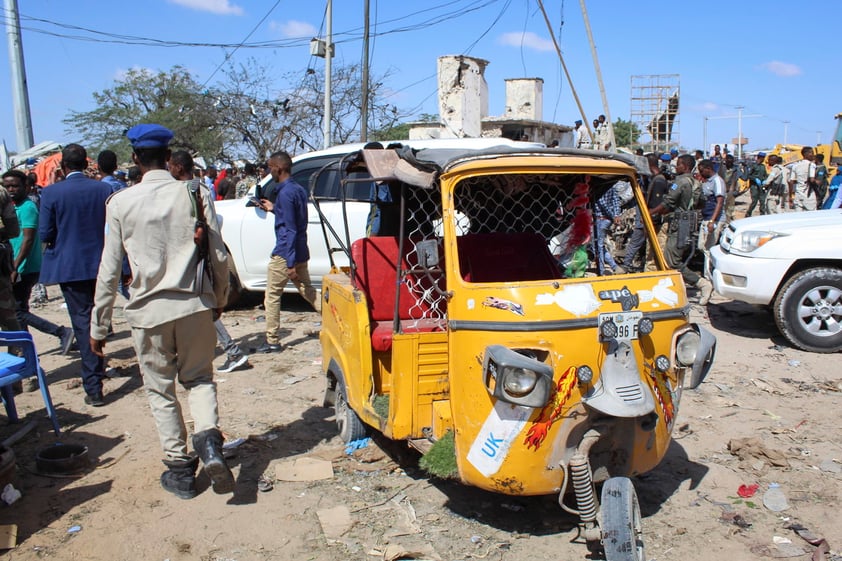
{"left": 345, "top": 437, "right": 371, "bottom": 455}
{"left": 0, "top": 524, "right": 17, "bottom": 549}
{"left": 787, "top": 359, "right": 801, "bottom": 367}
{"left": 257, "top": 474, "right": 274, "bottom": 492}
{"left": 750, "top": 540, "right": 805, "bottom": 558}
{"left": 738, "top": 484, "right": 759, "bottom": 498}
{"left": 282, "top": 375, "right": 307, "bottom": 386}
{"left": 382, "top": 541, "right": 442, "bottom": 561}
{"left": 253, "top": 315, "right": 266, "bottom": 322}
{"left": 275, "top": 457, "right": 334, "bottom": 482}
{"left": 470, "top": 535, "right": 482, "bottom": 544}
{"left": 1, "top": 484, "right": 21, "bottom": 505}
{"left": 720, "top": 511, "right": 751, "bottom": 529}
{"left": 67, "top": 525, "right": 82, "bottom": 534}
{"left": 316, "top": 505, "right": 353, "bottom": 540}
{"left": 351, "top": 485, "right": 362, "bottom": 492}
{"left": 771, "top": 344, "right": 786, "bottom": 352}
{"left": 729, "top": 437, "right": 790, "bottom": 470}
{"left": 763, "top": 483, "right": 790, "bottom": 512}
{"left": 773, "top": 536, "right": 794, "bottom": 545}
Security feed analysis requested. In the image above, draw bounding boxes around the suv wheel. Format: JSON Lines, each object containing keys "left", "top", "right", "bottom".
{"left": 773, "top": 267, "right": 842, "bottom": 353}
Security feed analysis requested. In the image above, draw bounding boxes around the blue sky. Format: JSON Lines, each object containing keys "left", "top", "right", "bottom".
{"left": 1, "top": 0, "right": 839, "bottom": 155}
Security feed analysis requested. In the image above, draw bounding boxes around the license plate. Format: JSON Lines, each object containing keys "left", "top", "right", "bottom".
{"left": 598, "top": 311, "right": 643, "bottom": 340}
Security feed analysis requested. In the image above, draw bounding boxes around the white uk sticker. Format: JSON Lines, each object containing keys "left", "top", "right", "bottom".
{"left": 466, "top": 401, "right": 532, "bottom": 477}
{"left": 638, "top": 277, "right": 679, "bottom": 307}
{"left": 535, "top": 284, "right": 602, "bottom": 316}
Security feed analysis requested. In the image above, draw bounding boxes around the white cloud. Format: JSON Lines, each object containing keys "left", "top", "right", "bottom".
{"left": 760, "top": 60, "right": 802, "bottom": 77}
{"left": 498, "top": 31, "right": 554, "bottom": 52}
{"left": 168, "top": 0, "right": 243, "bottom": 16}
{"left": 270, "top": 20, "right": 318, "bottom": 38}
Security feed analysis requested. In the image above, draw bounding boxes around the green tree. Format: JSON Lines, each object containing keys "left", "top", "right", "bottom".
{"left": 612, "top": 118, "right": 641, "bottom": 148}
{"left": 372, "top": 113, "right": 438, "bottom": 142}
{"left": 63, "top": 66, "right": 223, "bottom": 162}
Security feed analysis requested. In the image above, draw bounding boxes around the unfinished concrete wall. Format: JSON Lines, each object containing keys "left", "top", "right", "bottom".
{"left": 437, "top": 55, "right": 489, "bottom": 138}
{"left": 504, "top": 78, "right": 543, "bottom": 121}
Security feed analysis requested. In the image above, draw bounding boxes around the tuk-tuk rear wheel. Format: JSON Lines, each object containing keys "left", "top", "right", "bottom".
{"left": 335, "top": 377, "right": 367, "bottom": 443}
{"left": 600, "top": 477, "right": 644, "bottom": 561}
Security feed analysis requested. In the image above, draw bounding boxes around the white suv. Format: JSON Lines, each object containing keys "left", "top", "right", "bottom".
{"left": 708, "top": 209, "right": 842, "bottom": 353}
{"left": 215, "top": 138, "right": 545, "bottom": 295}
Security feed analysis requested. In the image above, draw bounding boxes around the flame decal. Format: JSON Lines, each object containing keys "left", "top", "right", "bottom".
{"left": 648, "top": 364, "right": 675, "bottom": 429}
{"left": 524, "top": 366, "right": 577, "bottom": 450}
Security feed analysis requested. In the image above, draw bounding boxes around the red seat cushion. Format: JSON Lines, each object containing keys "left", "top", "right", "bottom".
{"left": 457, "top": 232, "right": 561, "bottom": 283}
{"left": 352, "top": 237, "right": 446, "bottom": 350}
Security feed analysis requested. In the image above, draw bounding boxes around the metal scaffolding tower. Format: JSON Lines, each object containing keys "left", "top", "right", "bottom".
{"left": 630, "top": 74, "right": 680, "bottom": 154}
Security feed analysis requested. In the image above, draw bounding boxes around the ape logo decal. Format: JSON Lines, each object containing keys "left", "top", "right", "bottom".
{"left": 598, "top": 286, "right": 639, "bottom": 311}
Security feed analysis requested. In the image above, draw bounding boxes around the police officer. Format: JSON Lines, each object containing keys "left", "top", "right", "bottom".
{"left": 649, "top": 154, "right": 714, "bottom": 305}
{"left": 0, "top": 183, "right": 21, "bottom": 332}
{"left": 91, "top": 124, "right": 235, "bottom": 499}
{"left": 745, "top": 152, "right": 769, "bottom": 216}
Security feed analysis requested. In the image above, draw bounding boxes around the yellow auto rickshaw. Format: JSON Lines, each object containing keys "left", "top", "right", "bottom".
{"left": 313, "top": 146, "right": 716, "bottom": 560}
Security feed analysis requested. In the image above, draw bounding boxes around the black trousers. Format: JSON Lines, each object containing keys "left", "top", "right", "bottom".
{"left": 60, "top": 280, "right": 104, "bottom": 396}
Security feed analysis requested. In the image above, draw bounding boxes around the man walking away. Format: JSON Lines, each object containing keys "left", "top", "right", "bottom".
{"left": 256, "top": 151, "right": 319, "bottom": 353}
{"left": 91, "top": 124, "right": 235, "bottom": 499}
{"left": 813, "top": 154, "right": 829, "bottom": 207}
{"left": 3, "top": 170, "right": 73, "bottom": 353}
{"left": 39, "top": 144, "right": 112, "bottom": 406}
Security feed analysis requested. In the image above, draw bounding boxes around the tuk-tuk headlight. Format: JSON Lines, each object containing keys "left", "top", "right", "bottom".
{"left": 502, "top": 368, "right": 538, "bottom": 397}
{"left": 675, "top": 331, "right": 701, "bottom": 366}
{"left": 483, "top": 345, "right": 553, "bottom": 408}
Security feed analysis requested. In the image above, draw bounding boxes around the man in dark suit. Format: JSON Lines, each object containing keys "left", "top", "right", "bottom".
{"left": 39, "top": 144, "right": 113, "bottom": 406}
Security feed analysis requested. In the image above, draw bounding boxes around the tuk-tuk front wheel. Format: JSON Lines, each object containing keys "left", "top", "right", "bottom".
{"left": 600, "top": 477, "right": 644, "bottom": 561}
{"left": 335, "top": 377, "right": 367, "bottom": 443}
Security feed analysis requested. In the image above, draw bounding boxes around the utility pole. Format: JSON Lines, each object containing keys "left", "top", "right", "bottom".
{"left": 323, "top": 0, "right": 333, "bottom": 149}
{"left": 579, "top": 0, "right": 615, "bottom": 151}
{"left": 360, "top": 0, "right": 369, "bottom": 142}
{"left": 736, "top": 106, "right": 744, "bottom": 160}
{"left": 4, "top": 0, "right": 34, "bottom": 151}
{"left": 816, "top": 131, "right": 821, "bottom": 146}
{"left": 783, "top": 121, "right": 789, "bottom": 145}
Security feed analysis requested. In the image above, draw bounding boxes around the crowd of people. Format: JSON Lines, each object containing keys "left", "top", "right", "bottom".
{"left": 605, "top": 143, "right": 838, "bottom": 306}
{"left": 0, "top": 124, "right": 317, "bottom": 501}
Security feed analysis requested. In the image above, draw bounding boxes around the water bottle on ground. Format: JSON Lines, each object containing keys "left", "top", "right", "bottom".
{"left": 762, "top": 482, "right": 789, "bottom": 512}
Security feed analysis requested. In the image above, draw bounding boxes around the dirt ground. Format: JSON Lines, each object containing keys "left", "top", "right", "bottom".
{"left": 1, "top": 248, "right": 841, "bottom": 559}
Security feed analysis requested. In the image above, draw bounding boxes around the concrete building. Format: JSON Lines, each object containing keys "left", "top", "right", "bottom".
{"left": 409, "top": 55, "right": 572, "bottom": 147}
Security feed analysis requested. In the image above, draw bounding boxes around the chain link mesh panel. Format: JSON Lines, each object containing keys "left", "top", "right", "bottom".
{"left": 357, "top": 171, "right": 645, "bottom": 327}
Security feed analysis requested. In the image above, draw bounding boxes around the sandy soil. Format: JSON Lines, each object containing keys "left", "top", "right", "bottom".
{"left": 0, "top": 250, "right": 840, "bottom": 559}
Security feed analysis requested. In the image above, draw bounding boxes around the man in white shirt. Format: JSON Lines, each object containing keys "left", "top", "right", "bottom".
{"left": 788, "top": 146, "right": 817, "bottom": 211}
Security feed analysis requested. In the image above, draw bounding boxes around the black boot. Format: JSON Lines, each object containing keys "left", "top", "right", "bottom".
{"left": 160, "top": 457, "right": 199, "bottom": 499}
{"left": 192, "top": 429, "right": 235, "bottom": 494}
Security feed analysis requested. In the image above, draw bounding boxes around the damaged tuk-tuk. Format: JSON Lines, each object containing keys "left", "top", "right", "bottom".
{"left": 313, "top": 145, "right": 716, "bottom": 560}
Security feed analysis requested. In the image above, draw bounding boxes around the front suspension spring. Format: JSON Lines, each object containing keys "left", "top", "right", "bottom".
{"left": 569, "top": 453, "right": 597, "bottom": 523}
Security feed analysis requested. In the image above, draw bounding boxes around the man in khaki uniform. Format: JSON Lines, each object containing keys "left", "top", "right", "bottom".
{"left": 90, "top": 124, "right": 234, "bottom": 500}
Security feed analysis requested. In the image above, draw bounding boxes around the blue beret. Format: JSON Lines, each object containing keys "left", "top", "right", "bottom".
{"left": 574, "top": 120, "right": 582, "bottom": 125}
{"left": 115, "top": 170, "right": 126, "bottom": 177}
{"left": 660, "top": 154, "right": 671, "bottom": 161}
{"left": 757, "top": 152, "right": 766, "bottom": 157}
{"left": 669, "top": 148, "right": 678, "bottom": 154}
{"left": 126, "top": 124, "right": 173, "bottom": 149}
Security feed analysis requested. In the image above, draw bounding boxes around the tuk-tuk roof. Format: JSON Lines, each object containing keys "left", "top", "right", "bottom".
{"left": 360, "top": 146, "right": 648, "bottom": 189}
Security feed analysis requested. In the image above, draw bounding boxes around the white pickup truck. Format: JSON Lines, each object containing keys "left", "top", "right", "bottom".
{"left": 708, "top": 210, "right": 842, "bottom": 353}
